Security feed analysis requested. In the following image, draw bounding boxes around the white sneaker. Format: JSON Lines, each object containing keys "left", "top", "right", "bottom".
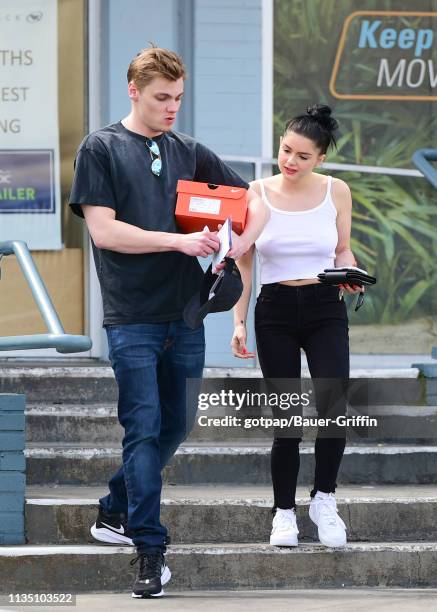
{"left": 270, "top": 508, "right": 299, "bottom": 547}
{"left": 309, "top": 491, "right": 347, "bottom": 547}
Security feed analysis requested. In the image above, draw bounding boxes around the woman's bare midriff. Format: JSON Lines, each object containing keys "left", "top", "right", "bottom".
{"left": 278, "top": 278, "right": 320, "bottom": 286}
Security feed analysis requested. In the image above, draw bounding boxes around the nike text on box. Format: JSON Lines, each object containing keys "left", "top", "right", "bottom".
{"left": 175, "top": 180, "right": 247, "bottom": 234}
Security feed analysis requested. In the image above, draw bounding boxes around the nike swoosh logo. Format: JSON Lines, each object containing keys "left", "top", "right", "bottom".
{"left": 101, "top": 521, "right": 125, "bottom": 534}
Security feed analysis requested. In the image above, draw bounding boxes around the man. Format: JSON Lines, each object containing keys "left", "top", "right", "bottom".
{"left": 69, "top": 45, "right": 266, "bottom": 598}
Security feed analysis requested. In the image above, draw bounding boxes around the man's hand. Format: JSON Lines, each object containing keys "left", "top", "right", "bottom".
{"left": 176, "top": 230, "right": 220, "bottom": 258}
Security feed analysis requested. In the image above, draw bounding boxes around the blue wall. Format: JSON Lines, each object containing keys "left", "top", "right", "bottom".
{"left": 194, "top": 0, "right": 263, "bottom": 156}
{"left": 0, "top": 394, "right": 25, "bottom": 544}
{"left": 108, "top": 0, "right": 178, "bottom": 125}
{"left": 107, "top": 0, "right": 263, "bottom": 152}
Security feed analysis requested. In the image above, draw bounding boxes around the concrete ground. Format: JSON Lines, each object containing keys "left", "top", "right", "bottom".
{"left": 2, "top": 589, "right": 437, "bottom": 611}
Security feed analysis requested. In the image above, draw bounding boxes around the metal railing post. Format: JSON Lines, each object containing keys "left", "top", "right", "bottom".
{"left": 0, "top": 240, "right": 92, "bottom": 353}
{"left": 412, "top": 149, "right": 437, "bottom": 190}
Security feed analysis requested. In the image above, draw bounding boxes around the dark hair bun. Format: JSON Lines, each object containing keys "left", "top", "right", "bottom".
{"left": 306, "top": 104, "right": 338, "bottom": 132}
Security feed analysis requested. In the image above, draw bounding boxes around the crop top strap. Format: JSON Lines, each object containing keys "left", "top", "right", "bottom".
{"left": 258, "top": 179, "right": 267, "bottom": 203}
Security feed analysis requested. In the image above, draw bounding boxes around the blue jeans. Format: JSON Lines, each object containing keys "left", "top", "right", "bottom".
{"left": 100, "top": 320, "right": 205, "bottom": 553}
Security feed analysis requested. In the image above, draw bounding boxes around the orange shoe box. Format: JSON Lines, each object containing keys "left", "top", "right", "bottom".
{"left": 175, "top": 180, "right": 247, "bottom": 234}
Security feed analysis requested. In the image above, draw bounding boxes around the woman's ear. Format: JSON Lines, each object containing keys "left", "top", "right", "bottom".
{"left": 317, "top": 154, "right": 326, "bottom": 167}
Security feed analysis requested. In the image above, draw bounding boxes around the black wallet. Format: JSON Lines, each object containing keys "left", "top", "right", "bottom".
{"left": 317, "top": 267, "right": 377, "bottom": 287}
{"left": 317, "top": 267, "right": 376, "bottom": 312}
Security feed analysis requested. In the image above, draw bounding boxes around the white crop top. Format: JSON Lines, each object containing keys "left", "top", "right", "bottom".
{"left": 255, "top": 176, "right": 338, "bottom": 284}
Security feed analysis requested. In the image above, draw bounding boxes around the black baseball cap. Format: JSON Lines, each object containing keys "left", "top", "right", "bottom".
{"left": 183, "top": 257, "right": 243, "bottom": 329}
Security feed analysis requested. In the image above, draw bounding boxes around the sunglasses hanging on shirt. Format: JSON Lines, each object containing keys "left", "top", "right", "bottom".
{"left": 145, "top": 138, "right": 162, "bottom": 176}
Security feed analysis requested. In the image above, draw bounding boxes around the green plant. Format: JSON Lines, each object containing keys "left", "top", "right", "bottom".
{"left": 274, "top": 0, "right": 437, "bottom": 325}
{"left": 331, "top": 171, "right": 436, "bottom": 324}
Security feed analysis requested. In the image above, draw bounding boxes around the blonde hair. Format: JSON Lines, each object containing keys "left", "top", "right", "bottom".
{"left": 127, "top": 44, "right": 186, "bottom": 90}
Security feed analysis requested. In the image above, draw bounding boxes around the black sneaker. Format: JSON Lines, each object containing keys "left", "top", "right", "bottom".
{"left": 130, "top": 551, "right": 171, "bottom": 598}
{"left": 90, "top": 506, "right": 171, "bottom": 547}
{"left": 91, "top": 507, "right": 133, "bottom": 545}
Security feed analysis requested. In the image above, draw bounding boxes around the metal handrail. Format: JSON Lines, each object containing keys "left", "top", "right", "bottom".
{"left": 221, "top": 155, "right": 425, "bottom": 179}
{"left": 412, "top": 149, "right": 437, "bottom": 190}
{"left": 0, "top": 241, "right": 92, "bottom": 353}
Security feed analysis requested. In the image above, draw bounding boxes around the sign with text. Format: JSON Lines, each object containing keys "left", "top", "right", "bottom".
{"left": 0, "top": 150, "right": 55, "bottom": 213}
{"left": 0, "top": 0, "right": 61, "bottom": 248}
{"left": 330, "top": 11, "right": 437, "bottom": 100}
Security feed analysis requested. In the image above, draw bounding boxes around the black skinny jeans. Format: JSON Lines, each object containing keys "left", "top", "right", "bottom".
{"left": 255, "top": 282, "right": 349, "bottom": 510}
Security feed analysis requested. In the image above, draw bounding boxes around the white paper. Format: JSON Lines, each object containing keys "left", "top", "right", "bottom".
{"left": 211, "top": 217, "right": 232, "bottom": 273}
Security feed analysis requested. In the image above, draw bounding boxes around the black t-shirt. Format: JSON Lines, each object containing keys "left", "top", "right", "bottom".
{"left": 69, "top": 121, "right": 249, "bottom": 325}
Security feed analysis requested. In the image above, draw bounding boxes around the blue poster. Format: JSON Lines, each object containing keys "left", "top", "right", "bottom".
{"left": 0, "top": 150, "right": 55, "bottom": 214}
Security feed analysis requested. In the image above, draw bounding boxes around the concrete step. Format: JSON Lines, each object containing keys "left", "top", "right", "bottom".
{"left": 24, "top": 484, "right": 437, "bottom": 545}
{"left": 24, "top": 443, "right": 437, "bottom": 485}
{"left": 0, "top": 366, "right": 423, "bottom": 403}
{"left": 25, "top": 403, "right": 437, "bottom": 445}
{"left": 0, "top": 366, "right": 118, "bottom": 403}
{"left": 26, "top": 404, "right": 124, "bottom": 445}
{"left": 1, "top": 542, "right": 437, "bottom": 591}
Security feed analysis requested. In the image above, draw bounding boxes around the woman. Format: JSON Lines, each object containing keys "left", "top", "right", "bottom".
{"left": 231, "top": 104, "right": 362, "bottom": 548}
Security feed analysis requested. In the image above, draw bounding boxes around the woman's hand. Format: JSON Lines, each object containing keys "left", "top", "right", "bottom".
{"left": 338, "top": 283, "right": 365, "bottom": 294}
{"left": 214, "top": 225, "right": 249, "bottom": 263}
{"left": 231, "top": 324, "right": 255, "bottom": 359}
{"left": 227, "top": 231, "right": 249, "bottom": 260}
